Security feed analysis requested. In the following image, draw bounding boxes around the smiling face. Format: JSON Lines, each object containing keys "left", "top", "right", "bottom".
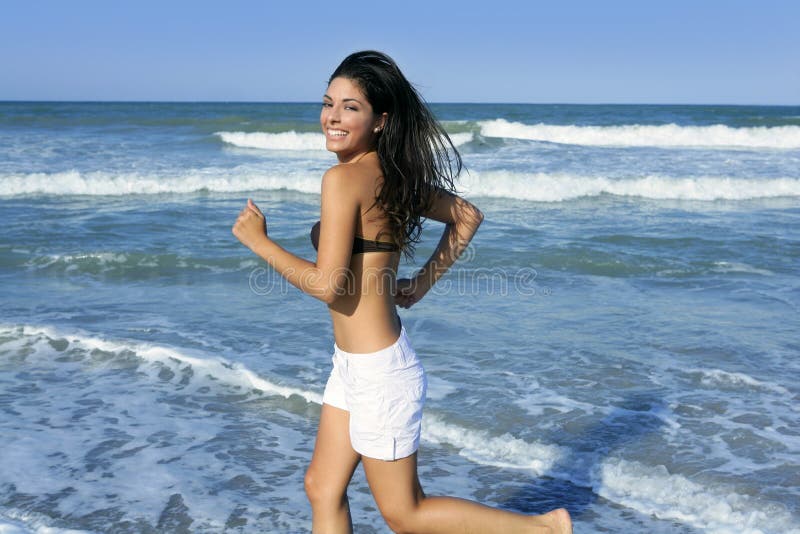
{"left": 320, "top": 77, "right": 385, "bottom": 163}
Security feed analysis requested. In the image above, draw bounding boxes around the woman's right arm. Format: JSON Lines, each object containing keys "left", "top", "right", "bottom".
{"left": 396, "top": 189, "right": 483, "bottom": 308}
{"left": 233, "top": 166, "right": 358, "bottom": 304}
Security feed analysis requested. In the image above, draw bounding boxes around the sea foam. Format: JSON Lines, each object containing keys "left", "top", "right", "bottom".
{"left": 690, "top": 368, "right": 791, "bottom": 395}
{"left": 0, "top": 169, "right": 322, "bottom": 197}
{"left": 215, "top": 130, "right": 474, "bottom": 150}
{"left": 459, "top": 171, "right": 800, "bottom": 201}
{"left": 4, "top": 169, "right": 799, "bottom": 201}
{"left": 479, "top": 119, "right": 800, "bottom": 149}
{"left": 0, "top": 513, "right": 92, "bottom": 534}
{"left": 216, "top": 131, "right": 324, "bottom": 151}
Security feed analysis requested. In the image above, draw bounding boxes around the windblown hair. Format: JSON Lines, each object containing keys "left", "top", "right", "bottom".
{"left": 329, "top": 50, "right": 463, "bottom": 259}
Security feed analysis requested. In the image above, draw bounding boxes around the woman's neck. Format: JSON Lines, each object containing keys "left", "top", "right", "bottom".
{"left": 337, "top": 148, "right": 377, "bottom": 165}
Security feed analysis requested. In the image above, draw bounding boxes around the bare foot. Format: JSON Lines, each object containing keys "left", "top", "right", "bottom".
{"left": 537, "top": 508, "right": 572, "bottom": 534}
{"left": 526, "top": 507, "right": 572, "bottom": 533}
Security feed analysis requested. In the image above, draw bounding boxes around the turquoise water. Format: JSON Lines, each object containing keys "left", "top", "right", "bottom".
{"left": 1, "top": 102, "right": 799, "bottom": 533}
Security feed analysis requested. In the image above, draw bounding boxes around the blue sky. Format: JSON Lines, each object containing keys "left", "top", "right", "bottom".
{"left": 2, "top": 0, "right": 798, "bottom": 104}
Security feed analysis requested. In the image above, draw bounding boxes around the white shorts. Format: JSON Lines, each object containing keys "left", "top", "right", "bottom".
{"left": 322, "top": 327, "right": 426, "bottom": 461}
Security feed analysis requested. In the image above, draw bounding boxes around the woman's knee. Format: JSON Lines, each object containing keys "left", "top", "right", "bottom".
{"left": 304, "top": 466, "right": 344, "bottom": 507}
{"left": 303, "top": 467, "right": 324, "bottom": 503}
{"left": 379, "top": 502, "right": 420, "bottom": 534}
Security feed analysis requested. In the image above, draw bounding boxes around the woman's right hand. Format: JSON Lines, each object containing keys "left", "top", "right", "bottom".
{"left": 232, "top": 198, "right": 269, "bottom": 252}
{"left": 395, "top": 277, "right": 426, "bottom": 309}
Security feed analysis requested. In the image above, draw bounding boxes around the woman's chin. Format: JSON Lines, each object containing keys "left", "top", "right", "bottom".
{"left": 325, "top": 139, "right": 344, "bottom": 153}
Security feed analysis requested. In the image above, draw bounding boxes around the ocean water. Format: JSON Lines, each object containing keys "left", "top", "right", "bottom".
{"left": 1, "top": 101, "right": 799, "bottom": 533}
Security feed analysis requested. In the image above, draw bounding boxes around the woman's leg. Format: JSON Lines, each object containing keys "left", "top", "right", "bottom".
{"left": 305, "top": 403, "right": 362, "bottom": 534}
{"left": 362, "top": 453, "right": 571, "bottom": 534}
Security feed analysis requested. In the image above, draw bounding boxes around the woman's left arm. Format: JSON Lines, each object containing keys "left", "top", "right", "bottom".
{"left": 396, "top": 189, "right": 484, "bottom": 308}
{"left": 232, "top": 166, "right": 358, "bottom": 304}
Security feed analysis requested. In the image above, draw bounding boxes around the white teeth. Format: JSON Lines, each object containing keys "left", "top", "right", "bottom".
{"left": 327, "top": 129, "right": 348, "bottom": 137}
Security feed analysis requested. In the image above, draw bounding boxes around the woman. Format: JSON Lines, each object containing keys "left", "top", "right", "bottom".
{"left": 233, "top": 51, "right": 571, "bottom": 534}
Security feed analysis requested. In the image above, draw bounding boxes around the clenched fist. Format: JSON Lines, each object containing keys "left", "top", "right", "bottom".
{"left": 232, "top": 198, "right": 268, "bottom": 251}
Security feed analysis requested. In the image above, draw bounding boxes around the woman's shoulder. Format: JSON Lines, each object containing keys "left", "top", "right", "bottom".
{"left": 323, "top": 159, "right": 382, "bottom": 192}
{"left": 322, "top": 163, "right": 349, "bottom": 182}
{"left": 319, "top": 165, "right": 376, "bottom": 214}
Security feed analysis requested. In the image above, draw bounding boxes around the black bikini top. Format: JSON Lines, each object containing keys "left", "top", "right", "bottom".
{"left": 311, "top": 221, "right": 399, "bottom": 254}
{"left": 311, "top": 221, "right": 400, "bottom": 255}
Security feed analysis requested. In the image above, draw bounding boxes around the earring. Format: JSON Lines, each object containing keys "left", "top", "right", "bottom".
{"left": 374, "top": 127, "right": 382, "bottom": 133}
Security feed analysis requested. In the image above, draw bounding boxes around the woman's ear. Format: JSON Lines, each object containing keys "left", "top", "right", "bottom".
{"left": 375, "top": 112, "right": 388, "bottom": 131}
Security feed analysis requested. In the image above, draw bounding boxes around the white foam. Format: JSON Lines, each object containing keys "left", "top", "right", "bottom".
{"left": 24, "top": 252, "right": 129, "bottom": 271}
{"left": 0, "top": 516, "right": 30, "bottom": 534}
{"left": 216, "top": 130, "right": 474, "bottom": 151}
{"left": 216, "top": 131, "right": 325, "bottom": 151}
{"left": 1, "top": 324, "right": 321, "bottom": 404}
{"left": 595, "top": 458, "right": 799, "bottom": 534}
{"left": 447, "top": 132, "right": 474, "bottom": 147}
{"left": 425, "top": 374, "right": 458, "bottom": 400}
{"left": 458, "top": 171, "right": 800, "bottom": 201}
{"left": 0, "top": 168, "right": 322, "bottom": 197}
{"left": 513, "top": 383, "right": 603, "bottom": 417}
{"left": 690, "top": 368, "right": 791, "bottom": 396}
{"left": 711, "top": 261, "right": 774, "bottom": 276}
{"left": 0, "top": 513, "right": 94, "bottom": 534}
{"left": 21, "top": 251, "right": 258, "bottom": 276}
{"left": 135, "top": 344, "right": 323, "bottom": 405}
{"left": 479, "top": 119, "right": 800, "bottom": 149}
{"left": 5, "top": 166, "right": 796, "bottom": 203}
{"left": 422, "top": 413, "right": 564, "bottom": 474}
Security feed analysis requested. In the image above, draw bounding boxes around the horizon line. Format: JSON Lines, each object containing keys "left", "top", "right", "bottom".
{"left": 1, "top": 99, "right": 798, "bottom": 107}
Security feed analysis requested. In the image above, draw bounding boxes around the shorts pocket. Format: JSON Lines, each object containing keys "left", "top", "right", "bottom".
{"left": 403, "top": 371, "right": 427, "bottom": 404}
{"left": 386, "top": 371, "right": 425, "bottom": 437}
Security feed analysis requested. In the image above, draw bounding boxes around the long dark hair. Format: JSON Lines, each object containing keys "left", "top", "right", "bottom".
{"left": 329, "top": 50, "right": 462, "bottom": 258}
